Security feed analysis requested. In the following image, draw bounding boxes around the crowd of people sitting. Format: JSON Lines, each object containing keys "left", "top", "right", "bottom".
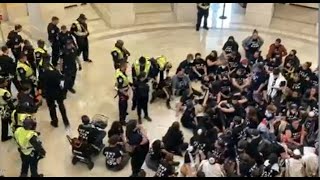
{"left": 102, "top": 29, "right": 319, "bottom": 177}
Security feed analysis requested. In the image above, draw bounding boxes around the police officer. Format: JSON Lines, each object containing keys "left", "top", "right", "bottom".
{"left": 10, "top": 102, "right": 34, "bottom": 133}
{"left": 70, "top": 14, "right": 92, "bottom": 63}
{"left": 14, "top": 117, "right": 46, "bottom": 177}
{"left": 115, "top": 62, "right": 131, "bottom": 126}
{"left": 154, "top": 55, "right": 172, "bottom": 83}
{"left": 111, "top": 40, "right": 131, "bottom": 70}
{"left": 131, "top": 56, "right": 151, "bottom": 110}
{"left": 0, "top": 76, "right": 15, "bottom": 141}
{"left": 34, "top": 39, "right": 48, "bottom": 70}
{"left": 22, "top": 40, "right": 37, "bottom": 74}
{"left": 41, "top": 60, "right": 70, "bottom": 128}
{"left": 60, "top": 39, "right": 82, "bottom": 95}
{"left": 0, "top": 45, "right": 17, "bottom": 93}
{"left": 134, "top": 72, "right": 152, "bottom": 124}
{"left": 47, "top": 16, "right": 60, "bottom": 67}
{"left": 196, "top": 3, "right": 210, "bottom": 31}
{"left": 6, "top": 24, "right": 23, "bottom": 61}
{"left": 16, "top": 53, "right": 37, "bottom": 96}
{"left": 59, "top": 25, "right": 77, "bottom": 50}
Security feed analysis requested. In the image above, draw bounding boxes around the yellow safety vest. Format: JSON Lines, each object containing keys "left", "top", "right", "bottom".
{"left": 17, "top": 61, "right": 34, "bottom": 79}
{"left": 112, "top": 47, "right": 124, "bottom": 60}
{"left": 14, "top": 127, "right": 38, "bottom": 155}
{"left": 34, "top": 48, "right": 46, "bottom": 67}
{"left": 0, "top": 88, "right": 10, "bottom": 106}
{"left": 156, "top": 55, "right": 168, "bottom": 71}
{"left": 115, "top": 69, "right": 129, "bottom": 89}
{"left": 134, "top": 57, "right": 151, "bottom": 76}
{"left": 11, "top": 109, "right": 33, "bottom": 132}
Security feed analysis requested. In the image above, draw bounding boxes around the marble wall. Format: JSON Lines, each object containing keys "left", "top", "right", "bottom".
{"left": 245, "top": 3, "right": 274, "bottom": 27}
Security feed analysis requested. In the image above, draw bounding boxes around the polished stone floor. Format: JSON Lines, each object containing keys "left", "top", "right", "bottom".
{"left": 0, "top": 26, "right": 317, "bottom": 176}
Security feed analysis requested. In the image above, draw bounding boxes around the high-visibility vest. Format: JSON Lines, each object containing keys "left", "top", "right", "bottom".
{"left": 14, "top": 127, "right": 38, "bottom": 155}
{"left": 16, "top": 61, "right": 34, "bottom": 79}
{"left": 0, "top": 88, "right": 10, "bottom": 106}
{"left": 156, "top": 55, "right": 168, "bottom": 71}
{"left": 115, "top": 69, "right": 129, "bottom": 89}
{"left": 34, "top": 48, "right": 46, "bottom": 67}
{"left": 112, "top": 47, "right": 124, "bottom": 60}
{"left": 133, "top": 57, "right": 151, "bottom": 76}
{"left": 11, "top": 109, "right": 33, "bottom": 132}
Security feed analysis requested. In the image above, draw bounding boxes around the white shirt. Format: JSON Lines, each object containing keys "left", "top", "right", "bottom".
{"left": 199, "top": 160, "right": 225, "bottom": 177}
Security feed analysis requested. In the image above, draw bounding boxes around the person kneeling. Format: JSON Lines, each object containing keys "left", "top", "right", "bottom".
{"left": 103, "top": 135, "right": 130, "bottom": 171}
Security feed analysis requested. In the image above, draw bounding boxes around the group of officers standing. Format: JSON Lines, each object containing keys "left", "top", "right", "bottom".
{"left": 111, "top": 40, "right": 173, "bottom": 125}
{"left": 0, "top": 13, "right": 91, "bottom": 177}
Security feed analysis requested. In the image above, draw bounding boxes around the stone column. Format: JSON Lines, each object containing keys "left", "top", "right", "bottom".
{"left": 245, "top": 3, "right": 274, "bottom": 27}
{"left": 91, "top": 3, "right": 135, "bottom": 28}
{"left": 27, "top": 3, "right": 65, "bottom": 41}
{"left": 173, "top": 3, "right": 197, "bottom": 23}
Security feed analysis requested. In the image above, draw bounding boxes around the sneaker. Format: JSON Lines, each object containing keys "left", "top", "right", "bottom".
{"left": 196, "top": 27, "right": 200, "bottom": 31}
{"left": 68, "top": 88, "right": 76, "bottom": 94}
{"left": 144, "top": 116, "right": 152, "bottom": 122}
{"left": 1, "top": 136, "right": 12, "bottom": 142}
{"left": 50, "top": 121, "right": 58, "bottom": 128}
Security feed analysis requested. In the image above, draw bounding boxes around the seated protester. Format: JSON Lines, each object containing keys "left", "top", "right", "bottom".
{"left": 102, "top": 135, "right": 130, "bottom": 171}
{"left": 242, "top": 29, "right": 264, "bottom": 61}
{"left": 230, "top": 116, "right": 246, "bottom": 147}
{"left": 247, "top": 63, "right": 268, "bottom": 103}
{"left": 172, "top": 67, "right": 191, "bottom": 97}
{"left": 267, "top": 68, "right": 287, "bottom": 106}
{"left": 252, "top": 93, "right": 269, "bottom": 121}
{"left": 209, "top": 138, "right": 228, "bottom": 165}
{"left": 180, "top": 149, "right": 198, "bottom": 177}
{"left": 245, "top": 106, "right": 260, "bottom": 129}
{"left": 285, "top": 149, "right": 305, "bottom": 177}
{"left": 309, "top": 70, "right": 318, "bottom": 87}
{"left": 191, "top": 53, "right": 207, "bottom": 81}
{"left": 146, "top": 139, "right": 177, "bottom": 171}
{"left": 78, "top": 115, "right": 107, "bottom": 150}
{"left": 302, "top": 86, "right": 318, "bottom": 108}
{"left": 154, "top": 154, "right": 177, "bottom": 177}
{"left": 107, "top": 121, "right": 126, "bottom": 149}
{"left": 284, "top": 49, "right": 300, "bottom": 71}
{"left": 298, "top": 62, "right": 313, "bottom": 86}
{"left": 246, "top": 129, "right": 266, "bottom": 166}
{"left": 282, "top": 118, "right": 306, "bottom": 151}
{"left": 162, "top": 121, "right": 188, "bottom": 156}
{"left": 222, "top": 36, "right": 239, "bottom": 55}
{"left": 216, "top": 60, "right": 230, "bottom": 80}
{"left": 180, "top": 99, "right": 198, "bottom": 130}
{"left": 266, "top": 38, "right": 287, "bottom": 63}
{"left": 227, "top": 51, "right": 241, "bottom": 72}
{"left": 249, "top": 50, "right": 264, "bottom": 66}
{"left": 238, "top": 150, "right": 257, "bottom": 177}
{"left": 302, "top": 146, "right": 318, "bottom": 177}
{"left": 260, "top": 153, "right": 280, "bottom": 177}
{"left": 198, "top": 157, "right": 225, "bottom": 177}
{"left": 282, "top": 59, "right": 296, "bottom": 79}
{"left": 264, "top": 56, "right": 282, "bottom": 73}
{"left": 217, "top": 74, "right": 232, "bottom": 102}
{"left": 150, "top": 76, "right": 172, "bottom": 109}
{"left": 286, "top": 72, "right": 306, "bottom": 106}
{"left": 286, "top": 103, "right": 300, "bottom": 123}
{"left": 304, "top": 111, "right": 318, "bottom": 147}
{"left": 205, "top": 50, "right": 219, "bottom": 76}
{"left": 238, "top": 58, "right": 251, "bottom": 76}
{"left": 177, "top": 53, "right": 194, "bottom": 76}
{"left": 231, "top": 67, "right": 250, "bottom": 93}
{"left": 190, "top": 128, "right": 210, "bottom": 161}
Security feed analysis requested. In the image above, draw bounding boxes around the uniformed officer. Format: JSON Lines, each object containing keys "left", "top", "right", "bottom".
{"left": 10, "top": 101, "right": 34, "bottom": 133}
{"left": 47, "top": 16, "right": 60, "bottom": 67}
{"left": 134, "top": 72, "right": 152, "bottom": 124}
{"left": 154, "top": 55, "right": 172, "bottom": 83}
{"left": 34, "top": 39, "right": 48, "bottom": 71}
{"left": 14, "top": 117, "right": 46, "bottom": 177}
{"left": 60, "top": 39, "right": 82, "bottom": 95}
{"left": 6, "top": 24, "right": 23, "bottom": 61}
{"left": 115, "top": 62, "right": 131, "bottom": 126}
{"left": 22, "top": 40, "right": 36, "bottom": 74}
{"left": 0, "top": 76, "right": 16, "bottom": 141}
{"left": 196, "top": 3, "right": 210, "bottom": 31}
{"left": 16, "top": 54, "right": 37, "bottom": 96}
{"left": 59, "top": 25, "right": 77, "bottom": 50}
{"left": 131, "top": 56, "right": 151, "bottom": 110}
{"left": 41, "top": 60, "right": 70, "bottom": 128}
{"left": 0, "top": 45, "right": 18, "bottom": 93}
{"left": 111, "top": 39, "right": 131, "bottom": 70}
{"left": 70, "top": 14, "right": 92, "bottom": 63}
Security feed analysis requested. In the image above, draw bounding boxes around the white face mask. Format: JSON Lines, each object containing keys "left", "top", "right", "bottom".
{"left": 221, "top": 65, "right": 226, "bottom": 68}
{"left": 265, "top": 110, "right": 273, "bottom": 118}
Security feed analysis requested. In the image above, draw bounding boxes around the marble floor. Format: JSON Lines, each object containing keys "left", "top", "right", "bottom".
{"left": 0, "top": 26, "right": 317, "bottom": 176}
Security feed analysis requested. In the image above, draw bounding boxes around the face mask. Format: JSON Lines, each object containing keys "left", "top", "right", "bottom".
{"left": 221, "top": 65, "right": 226, "bottom": 68}
{"left": 265, "top": 110, "right": 273, "bottom": 118}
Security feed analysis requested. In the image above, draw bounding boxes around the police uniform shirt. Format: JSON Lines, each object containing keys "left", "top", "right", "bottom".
{"left": 59, "top": 31, "right": 75, "bottom": 49}
{"left": 6, "top": 30, "right": 23, "bottom": 49}
{"left": 197, "top": 3, "right": 210, "bottom": 11}
{"left": 102, "top": 146, "right": 123, "bottom": 168}
{"left": 135, "top": 80, "right": 149, "bottom": 99}
{"left": 117, "top": 72, "right": 128, "bottom": 90}
{"left": 47, "top": 22, "right": 60, "bottom": 43}
{"left": 22, "top": 45, "right": 35, "bottom": 63}
{"left": 0, "top": 54, "right": 16, "bottom": 76}
{"left": 17, "top": 63, "right": 32, "bottom": 80}
{"left": 0, "top": 88, "right": 12, "bottom": 105}
{"left": 34, "top": 48, "right": 48, "bottom": 64}
{"left": 60, "top": 47, "right": 77, "bottom": 69}
{"left": 70, "top": 20, "right": 88, "bottom": 38}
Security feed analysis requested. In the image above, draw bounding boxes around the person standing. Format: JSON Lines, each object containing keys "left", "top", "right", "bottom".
{"left": 16, "top": 54, "right": 37, "bottom": 96}
{"left": 70, "top": 14, "right": 92, "bottom": 63}
{"left": 60, "top": 40, "right": 82, "bottom": 95}
{"left": 47, "top": 16, "right": 60, "bottom": 67}
{"left": 196, "top": 3, "right": 210, "bottom": 31}
{"left": 0, "top": 46, "right": 18, "bottom": 93}
{"left": 6, "top": 24, "right": 23, "bottom": 61}
{"left": 115, "top": 62, "right": 131, "bottom": 126}
{"left": 111, "top": 40, "right": 131, "bottom": 70}
{"left": 59, "top": 25, "right": 77, "bottom": 50}
{"left": 14, "top": 117, "right": 46, "bottom": 177}
{"left": 134, "top": 72, "right": 152, "bottom": 124}
{"left": 41, "top": 60, "right": 70, "bottom": 129}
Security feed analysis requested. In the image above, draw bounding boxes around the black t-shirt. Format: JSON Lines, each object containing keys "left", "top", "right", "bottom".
{"left": 127, "top": 130, "right": 143, "bottom": 146}
{"left": 181, "top": 108, "right": 196, "bottom": 126}
{"left": 108, "top": 128, "right": 124, "bottom": 139}
{"left": 61, "top": 47, "right": 78, "bottom": 70}
{"left": 103, "top": 146, "right": 122, "bottom": 168}
{"left": 265, "top": 58, "right": 281, "bottom": 71}
{"left": 285, "top": 124, "right": 302, "bottom": 143}
{"left": 206, "top": 55, "right": 218, "bottom": 75}
{"left": 193, "top": 58, "right": 206, "bottom": 74}
{"left": 231, "top": 123, "right": 246, "bottom": 145}
{"left": 135, "top": 80, "right": 150, "bottom": 99}
{"left": 178, "top": 60, "right": 193, "bottom": 75}
{"left": 216, "top": 66, "right": 229, "bottom": 77}
{"left": 0, "top": 55, "right": 16, "bottom": 76}
{"left": 248, "top": 39, "right": 260, "bottom": 53}
{"left": 250, "top": 72, "right": 268, "bottom": 91}
{"left": 298, "top": 67, "right": 312, "bottom": 81}
{"left": 155, "top": 160, "right": 174, "bottom": 177}
{"left": 7, "top": 30, "right": 23, "bottom": 49}
{"left": 149, "top": 146, "right": 165, "bottom": 161}
{"left": 287, "top": 79, "right": 304, "bottom": 95}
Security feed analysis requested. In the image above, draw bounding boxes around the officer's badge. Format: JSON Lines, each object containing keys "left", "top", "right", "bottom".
{"left": 15, "top": 39, "right": 18, "bottom": 42}
{"left": 36, "top": 53, "right": 40, "bottom": 57}
{"left": 51, "top": 29, "right": 55, "bottom": 33}
{"left": 118, "top": 78, "right": 123, "bottom": 83}
{"left": 113, "top": 52, "right": 118, "bottom": 56}
{"left": 24, "top": 50, "right": 28, "bottom": 54}
{"left": 4, "top": 92, "right": 11, "bottom": 99}
{"left": 19, "top": 69, "right": 24, "bottom": 74}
